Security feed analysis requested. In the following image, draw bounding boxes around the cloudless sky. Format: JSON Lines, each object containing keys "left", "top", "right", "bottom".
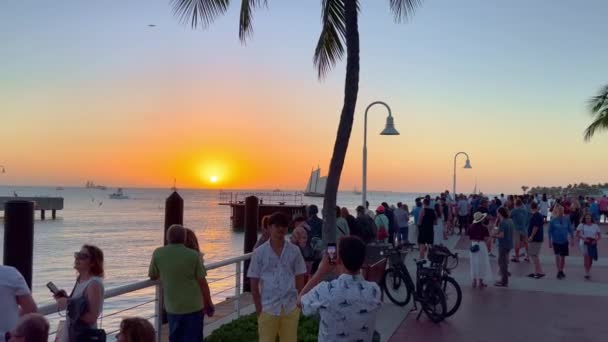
{"left": 1, "top": 0, "right": 607, "bottom": 193}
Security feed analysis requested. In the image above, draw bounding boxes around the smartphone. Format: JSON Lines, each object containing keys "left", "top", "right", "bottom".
{"left": 327, "top": 243, "right": 337, "bottom": 264}
{"left": 46, "top": 282, "right": 60, "bottom": 295}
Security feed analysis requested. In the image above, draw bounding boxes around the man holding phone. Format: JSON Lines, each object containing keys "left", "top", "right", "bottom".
{"left": 298, "top": 236, "right": 382, "bottom": 342}
{"left": 248, "top": 212, "right": 307, "bottom": 342}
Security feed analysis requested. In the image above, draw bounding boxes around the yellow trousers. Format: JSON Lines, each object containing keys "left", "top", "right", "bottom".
{"left": 257, "top": 307, "right": 300, "bottom": 342}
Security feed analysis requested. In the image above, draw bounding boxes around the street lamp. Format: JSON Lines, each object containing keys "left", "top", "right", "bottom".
{"left": 453, "top": 152, "right": 472, "bottom": 196}
{"left": 362, "top": 101, "right": 400, "bottom": 207}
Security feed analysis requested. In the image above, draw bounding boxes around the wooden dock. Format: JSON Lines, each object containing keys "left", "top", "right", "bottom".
{"left": 218, "top": 191, "right": 307, "bottom": 231}
{"left": 0, "top": 197, "right": 64, "bottom": 220}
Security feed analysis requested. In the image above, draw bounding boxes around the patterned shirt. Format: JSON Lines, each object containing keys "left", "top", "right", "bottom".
{"left": 301, "top": 273, "right": 382, "bottom": 342}
{"left": 247, "top": 240, "right": 307, "bottom": 316}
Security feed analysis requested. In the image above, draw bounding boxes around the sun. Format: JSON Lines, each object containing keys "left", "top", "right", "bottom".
{"left": 210, "top": 175, "right": 218, "bottom": 183}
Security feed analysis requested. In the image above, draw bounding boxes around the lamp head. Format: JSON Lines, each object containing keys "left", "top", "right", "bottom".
{"left": 0, "top": 166, "right": 5, "bottom": 174}
{"left": 464, "top": 159, "right": 472, "bottom": 169}
{"left": 380, "top": 116, "right": 400, "bottom": 135}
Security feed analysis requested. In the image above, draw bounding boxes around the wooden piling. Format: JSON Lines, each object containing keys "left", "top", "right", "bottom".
{"left": 40, "top": 210, "right": 45, "bottom": 220}
{"left": 52, "top": 209, "right": 56, "bottom": 219}
{"left": 3, "top": 200, "right": 35, "bottom": 289}
{"left": 243, "top": 196, "right": 259, "bottom": 292}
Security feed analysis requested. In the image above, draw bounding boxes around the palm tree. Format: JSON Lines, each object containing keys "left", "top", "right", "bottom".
{"left": 584, "top": 84, "right": 608, "bottom": 141}
{"left": 521, "top": 185, "right": 529, "bottom": 194}
{"left": 171, "top": 0, "right": 422, "bottom": 243}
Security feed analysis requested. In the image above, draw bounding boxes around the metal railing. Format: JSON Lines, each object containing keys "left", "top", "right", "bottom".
{"left": 218, "top": 190, "right": 304, "bottom": 205}
{"left": 37, "top": 253, "right": 253, "bottom": 341}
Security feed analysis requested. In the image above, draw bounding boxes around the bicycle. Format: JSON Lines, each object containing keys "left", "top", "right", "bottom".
{"left": 382, "top": 247, "right": 447, "bottom": 323}
{"left": 427, "top": 245, "right": 462, "bottom": 318}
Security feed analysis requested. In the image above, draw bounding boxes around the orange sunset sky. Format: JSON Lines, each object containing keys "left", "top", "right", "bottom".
{"left": 1, "top": 1, "right": 608, "bottom": 193}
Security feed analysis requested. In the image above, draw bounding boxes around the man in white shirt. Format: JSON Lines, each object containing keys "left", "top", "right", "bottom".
{"left": 0, "top": 265, "right": 37, "bottom": 337}
{"left": 299, "top": 236, "right": 382, "bottom": 342}
{"left": 248, "top": 212, "right": 307, "bottom": 342}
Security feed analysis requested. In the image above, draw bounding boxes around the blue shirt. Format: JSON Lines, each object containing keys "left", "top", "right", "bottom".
{"left": 510, "top": 207, "right": 529, "bottom": 233}
{"left": 590, "top": 203, "right": 600, "bottom": 216}
{"left": 498, "top": 219, "right": 514, "bottom": 249}
{"left": 548, "top": 217, "right": 572, "bottom": 244}
{"left": 412, "top": 206, "right": 422, "bottom": 226}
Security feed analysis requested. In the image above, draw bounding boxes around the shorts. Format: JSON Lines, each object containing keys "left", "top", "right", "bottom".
{"left": 418, "top": 226, "right": 434, "bottom": 245}
{"left": 601, "top": 210, "right": 608, "bottom": 217}
{"left": 553, "top": 243, "right": 569, "bottom": 257}
{"left": 512, "top": 230, "right": 523, "bottom": 244}
{"left": 258, "top": 307, "right": 300, "bottom": 342}
{"left": 528, "top": 242, "right": 542, "bottom": 257}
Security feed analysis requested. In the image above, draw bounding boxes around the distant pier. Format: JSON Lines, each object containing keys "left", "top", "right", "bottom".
{"left": 0, "top": 197, "right": 64, "bottom": 220}
{"left": 219, "top": 191, "right": 307, "bottom": 231}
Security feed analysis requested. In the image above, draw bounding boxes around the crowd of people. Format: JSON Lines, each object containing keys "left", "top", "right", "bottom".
{"left": 460, "top": 193, "right": 604, "bottom": 287}
{"left": 1, "top": 191, "right": 604, "bottom": 341}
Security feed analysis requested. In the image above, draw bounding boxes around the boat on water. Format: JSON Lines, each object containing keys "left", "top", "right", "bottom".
{"left": 109, "top": 188, "right": 129, "bottom": 199}
{"left": 304, "top": 167, "right": 326, "bottom": 197}
{"left": 55, "top": 187, "right": 64, "bottom": 191}
{"left": 85, "top": 181, "right": 107, "bottom": 190}
{"left": 353, "top": 186, "right": 362, "bottom": 195}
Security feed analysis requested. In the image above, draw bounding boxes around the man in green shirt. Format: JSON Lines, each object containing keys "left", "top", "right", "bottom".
{"left": 149, "top": 224, "right": 213, "bottom": 342}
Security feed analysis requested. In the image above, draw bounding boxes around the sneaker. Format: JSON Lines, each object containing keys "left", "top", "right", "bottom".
{"left": 494, "top": 282, "right": 508, "bottom": 287}
{"left": 535, "top": 273, "right": 546, "bottom": 279}
{"left": 489, "top": 253, "right": 497, "bottom": 258}
{"left": 584, "top": 275, "right": 591, "bottom": 280}
{"left": 561, "top": 272, "right": 566, "bottom": 278}
{"left": 527, "top": 273, "right": 537, "bottom": 278}
{"left": 557, "top": 272, "right": 563, "bottom": 279}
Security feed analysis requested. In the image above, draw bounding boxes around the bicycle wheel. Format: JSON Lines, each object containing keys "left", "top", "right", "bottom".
{"left": 442, "top": 276, "right": 462, "bottom": 317}
{"left": 421, "top": 282, "right": 447, "bottom": 323}
{"left": 383, "top": 268, "right": 412, "bottom": 306}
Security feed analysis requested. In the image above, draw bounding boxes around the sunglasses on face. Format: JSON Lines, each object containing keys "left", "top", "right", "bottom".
{"left": 74, "top": 252, "right": 91, "bottom": 260}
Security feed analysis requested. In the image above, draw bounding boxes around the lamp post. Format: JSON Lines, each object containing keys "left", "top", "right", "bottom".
{"left": 453, "top": 152, "right": 472, "bottom": 196}
{"left": 362, "top": 101, "right": 400, "bottom": 208}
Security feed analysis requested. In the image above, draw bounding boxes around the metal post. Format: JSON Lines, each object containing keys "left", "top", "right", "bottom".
{"left": 154, "top": 284, "right": 163, "bottom": 342}
{"left": 453, "top": 152, "right": 471, "bottom": 196}
{"left": 362, "top": 101, "right": 394, "bottom": 208}
{"left": 235, "top": 260, "right": 242, "bottom": 318}
{"left": 243, "top": 196, "right": 259, "bottom": 292}
{"left": 3, "top": 200, "right": 35, "bottom": 289}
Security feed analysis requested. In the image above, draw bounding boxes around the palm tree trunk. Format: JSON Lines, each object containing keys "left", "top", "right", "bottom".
{"left": 322, "top": 0, "right": 360, "bottom": 244}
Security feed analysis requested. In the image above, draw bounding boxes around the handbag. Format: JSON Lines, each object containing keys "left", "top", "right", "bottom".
{"left": 67, "top": 279, "right": 106, "bottom": 342}
{"left": 470, "top": 243, "right": 480, "bottom": 253}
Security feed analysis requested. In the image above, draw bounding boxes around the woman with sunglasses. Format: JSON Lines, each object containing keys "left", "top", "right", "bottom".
{"left": 54, "top": 245, "right": 105, "bottom": 342}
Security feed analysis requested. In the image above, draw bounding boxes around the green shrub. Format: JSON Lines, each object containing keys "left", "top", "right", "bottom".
{"left": 205, "top": 313, "right": 380, "bottom": 342}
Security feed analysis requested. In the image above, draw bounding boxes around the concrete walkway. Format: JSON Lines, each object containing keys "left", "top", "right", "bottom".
{"left": 386, "top": 223, "right": 608, "bottom": 342}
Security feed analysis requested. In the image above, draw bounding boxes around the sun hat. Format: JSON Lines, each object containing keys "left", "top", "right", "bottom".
{"left": 376, "top": 205, "right": 385, "bottom": 213}
{"left": 472, "top": 212, "right": 487, "bottom": 224}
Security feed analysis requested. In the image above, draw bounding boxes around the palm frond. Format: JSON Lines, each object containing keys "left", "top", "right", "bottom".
{"left": 314, "top": 0, "right": 349, "bottom": 79}
{"left": 388, "top": 0, "right": 423, "bottom": 22}
{"left": 588, "top": 84, "right": 608, "bottom": 115}
{"left": 172, "top": 0, "right": 230, "bottom": 29}
{"left": 239, "top": 0, "right": 267, "bottom": 42}
{"left": 584, "top": 108, "right": 608, "bottom": 141}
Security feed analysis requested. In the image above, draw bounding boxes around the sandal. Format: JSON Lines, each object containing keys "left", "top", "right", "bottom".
{"left": 494, "top": 282, "right": 508, "bottom": 287}
{"left": 534, "top": 273, "right": 545, "bottom": 279}
{"left": 479, "top": 282, "right": 488, "bottom": 288}
{"left": 527, "top": 273, "right": 537, "bottom": 278}
{"left": 524, "top": 257, "right": 530, "bottom": 263}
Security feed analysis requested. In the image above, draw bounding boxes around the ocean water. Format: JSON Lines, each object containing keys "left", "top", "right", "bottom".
{"left": 0, "top": 185, "right": 429, "bottom": 332}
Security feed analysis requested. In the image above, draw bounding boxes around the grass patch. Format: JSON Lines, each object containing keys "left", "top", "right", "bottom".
{"left": 205, "top": 313, "right": 380, "bottom": 342}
